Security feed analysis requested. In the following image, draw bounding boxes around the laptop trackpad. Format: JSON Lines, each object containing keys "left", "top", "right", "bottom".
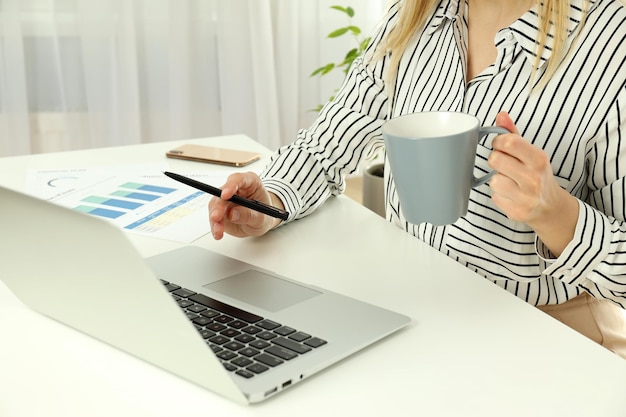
{"left": 203, "top": 270, "right": 321, "bottom": 312}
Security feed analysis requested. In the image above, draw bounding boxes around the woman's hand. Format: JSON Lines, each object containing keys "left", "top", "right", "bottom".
{"left": 208, "top": 172, "right": 284, "bottom": 240}
{"left": 488, "top": 112, "right": 579, "bottom": 256}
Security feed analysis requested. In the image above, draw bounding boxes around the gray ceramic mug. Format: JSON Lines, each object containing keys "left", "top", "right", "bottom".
{"left": 382, "top": 112, "right": 509, "bottom": 226}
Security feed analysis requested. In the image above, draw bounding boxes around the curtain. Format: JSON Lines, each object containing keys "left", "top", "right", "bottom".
{"left": 0, "top": 0, "right": 384, "bottom": 157}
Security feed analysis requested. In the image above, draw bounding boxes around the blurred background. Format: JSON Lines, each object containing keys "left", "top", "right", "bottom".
{"left": 0, "top": 0, "right": 385, "bottom": 157}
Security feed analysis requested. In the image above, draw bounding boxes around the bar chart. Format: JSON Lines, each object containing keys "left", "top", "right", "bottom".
{"left": 26, "top": 168, "right": 220, "bottom": 243}
{"left": 74, "top": 182, "right": 178, "bottom": 220}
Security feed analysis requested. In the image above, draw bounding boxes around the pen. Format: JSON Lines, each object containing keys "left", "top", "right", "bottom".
{"left": 163, "top": 171, "right": 289, "bottom": 221}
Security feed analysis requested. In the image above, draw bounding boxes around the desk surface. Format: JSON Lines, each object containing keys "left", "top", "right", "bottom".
{"left": 1, "top": 136, "right": 625, "bottom": 417}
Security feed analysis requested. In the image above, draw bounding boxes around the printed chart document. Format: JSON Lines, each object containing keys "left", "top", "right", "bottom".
{"left": 25, "top": 166, "right": 234, "bottom": 243}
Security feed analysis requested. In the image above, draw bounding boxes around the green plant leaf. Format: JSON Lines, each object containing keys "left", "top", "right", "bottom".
{"left": 328, "top": 27, "right": 350, "bottom": 38}
{"left": 360, "top": 37, "right": 371, "bottom": 51}
{"left": 329, "top": 6, "right": 347, "bottom": 14}
{"left": 343, "top": 48, "right": 358, "bottom": 61}
{"left": 310, "top": 66, "right": 326, "bottom": 77}
{"left": 320, "top": 63, "right": 335, "bottom": 75}
{"left": 311, "top": 5, "right": 365, "bottom": 107}
{"left": 348, "top": 25, "right": 361, "bottom": 36}
{"left": 310, "top": 63, "right": 335, "bottom": 77}
{"left": 329, "top": 5, "right": 354, "bottom": 17}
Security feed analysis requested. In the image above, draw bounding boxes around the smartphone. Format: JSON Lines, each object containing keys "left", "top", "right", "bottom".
{"left": 165, "top": 144, "right": 261, "bottom": 167}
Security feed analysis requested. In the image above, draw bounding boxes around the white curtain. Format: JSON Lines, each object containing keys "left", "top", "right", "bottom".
{"left": 0, "top": 0, "right": 385, "bottom": 157}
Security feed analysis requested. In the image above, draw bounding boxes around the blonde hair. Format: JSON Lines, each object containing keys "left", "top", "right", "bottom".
{"left": 375, "top": 0, "right": 590, "bottom": 92}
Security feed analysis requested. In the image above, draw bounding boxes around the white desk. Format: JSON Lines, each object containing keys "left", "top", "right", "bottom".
{"left": 1, "top": 135, "right": 625, "bottom": 417}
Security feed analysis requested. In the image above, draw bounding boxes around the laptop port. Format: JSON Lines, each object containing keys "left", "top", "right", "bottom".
{"left": 282, "top": 380, "right": 292, "bottom": 388}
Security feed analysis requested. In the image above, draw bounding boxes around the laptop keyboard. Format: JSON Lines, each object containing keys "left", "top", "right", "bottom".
{"left": 160, "top": 280, "right": 327, "bottom": 379}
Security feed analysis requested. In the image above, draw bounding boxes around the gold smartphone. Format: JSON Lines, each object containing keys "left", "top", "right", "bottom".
{"left": 166, "top": 144, "right": 261, "bottom": 167}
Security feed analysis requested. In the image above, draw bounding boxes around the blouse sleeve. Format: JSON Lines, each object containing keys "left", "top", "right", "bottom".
{"left": 542, "top": 87, "right": 626, "bottom": 308}
{"left": 259, "top": 4, "right": 400, "bottom": 222}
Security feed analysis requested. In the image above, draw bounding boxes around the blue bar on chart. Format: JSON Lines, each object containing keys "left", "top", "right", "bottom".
{"left": 73, "top": 182, "right": 179, "bottom": 222}
{"left": 120, "top": 182, "right": 176, "bottom": 195}
{"left": 82, "top": 196, "right": 143, "bottom": 210}
{"left": 75, "top": 205, "right": 125, "bottom": 219}
{"left": 111, "top": 190, "right": 160, "bottom": 202}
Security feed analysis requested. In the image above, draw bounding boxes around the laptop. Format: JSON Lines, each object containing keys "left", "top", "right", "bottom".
{"left": 0, "top": 185, "right": 410, "bottom": 404}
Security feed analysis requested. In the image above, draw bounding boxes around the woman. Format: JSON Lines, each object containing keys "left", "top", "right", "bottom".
{"left": 209, "top": 0, "right": 626, "bottom": 357}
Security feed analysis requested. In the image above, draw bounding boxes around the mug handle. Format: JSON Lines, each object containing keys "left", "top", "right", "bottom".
{"left": 472, "top": 126, "right": 511, "bottom": 187}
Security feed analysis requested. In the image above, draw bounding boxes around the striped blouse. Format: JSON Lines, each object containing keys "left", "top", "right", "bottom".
{"left": 261, "top": 0, "right": 626, "bottom": 308}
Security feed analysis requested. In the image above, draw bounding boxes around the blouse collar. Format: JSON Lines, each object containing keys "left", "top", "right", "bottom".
{"left": 426, "top": 0, "right": 597, "bottom": 67}
{"left": 513, "top": 0, "right": 596, "bottom": 66}
{"left": 425, "top": 0, "right": 461, "bottom": 35}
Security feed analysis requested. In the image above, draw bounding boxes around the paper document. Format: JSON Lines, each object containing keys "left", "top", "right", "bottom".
{"left": 26, "top": 166, "right": 236, "bottom": 243}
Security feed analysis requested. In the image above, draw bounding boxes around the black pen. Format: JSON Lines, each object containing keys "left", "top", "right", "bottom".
{"left": 163, "top": 171, "right": 289, "bottom": 221}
